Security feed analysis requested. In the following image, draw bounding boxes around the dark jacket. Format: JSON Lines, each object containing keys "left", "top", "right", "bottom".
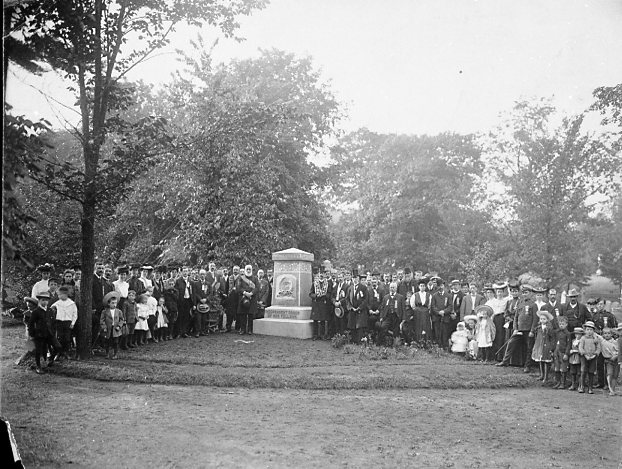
{"left": 28, "top": 306, "right": 55, "bottom": 339}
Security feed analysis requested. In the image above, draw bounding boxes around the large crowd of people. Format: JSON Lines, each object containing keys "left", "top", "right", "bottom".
{"left": 16, "top": 262, "right": 622, "bottom": 396}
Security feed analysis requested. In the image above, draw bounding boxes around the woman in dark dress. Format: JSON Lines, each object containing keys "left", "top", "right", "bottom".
{"left": 409, "top": 279, "right": 432, "bottom": 343}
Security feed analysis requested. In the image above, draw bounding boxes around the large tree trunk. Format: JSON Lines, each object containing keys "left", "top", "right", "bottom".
{"left": 77, "top": 187, "right": 96, "bottom": 359}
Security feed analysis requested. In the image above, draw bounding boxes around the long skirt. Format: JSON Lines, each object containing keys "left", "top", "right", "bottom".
{"left": 412, "top": 307, "right": 432, "bottom": 342}
{"left": 491, "top": 314, "right": 506, "bottom": 360}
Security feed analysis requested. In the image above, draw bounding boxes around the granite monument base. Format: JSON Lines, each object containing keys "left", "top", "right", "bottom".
{"left": 253, "top": 306, "right": 314, "bottom": 339}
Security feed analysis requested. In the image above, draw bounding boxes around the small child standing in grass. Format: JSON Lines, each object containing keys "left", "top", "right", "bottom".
{"left": 450, "top": 321, "right": 469, "bottom": 356}
{"left": 551, "top": 315, "right": 571, "bottom": 389}
{"left": 145, "top": 286, "right": 158, "bottom": 342}
{"left": 474, "top": 306, "right": 495, "bottom": 362}
{"left": 532, "top": 311, "right": 555, "bottom": 384}
{"left": 463, "top": 315, "right": 478, "bottom": 360}
{"left": 567, "top": 327, "right": 583, "bottom": 390}
{"left": 100, "top": 292, "right": 125, "bottom": 359}
{"left": 155, "top": 296, "right": 168, "bottom": 342}
{"left": 134, "top": 294, "right": 150, "bottom": 346}
{"left": 599, "top": 328, "right": 619, "bottom": 396}
{"left": 578, "top": 321, "right": 601, "bottom": 394}
{"left": 123, "top": 290, "right": 137, "bottom": 348}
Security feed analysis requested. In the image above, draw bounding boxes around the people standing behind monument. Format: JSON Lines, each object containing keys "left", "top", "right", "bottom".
{"left": 257, "top": 269, "right": 270, "bottom": 320}
{"left": 310, "top": 268, "right": 331, "bottom": 340}
{"left": 50, "top": 285, "right": 77, "bottom": 360}
{"left": 236, "top": 264, "right": 259, "bottom": 335}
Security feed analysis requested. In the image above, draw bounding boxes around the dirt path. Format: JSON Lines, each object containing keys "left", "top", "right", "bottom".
{"left": 2, "top": 364, "right": 620, "bottom": 468}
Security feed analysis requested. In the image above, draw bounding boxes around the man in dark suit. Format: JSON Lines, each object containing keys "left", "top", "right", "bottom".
{"left": 459, "top": 283, "right": 486, "bottom": 320}
{"left": 175, "top": 267, "right": 193, "bottom": 338}
{"left": 561, "top": 288, "right": 589, "bottom": 332}
{"left": 226, "top": 265, "right": 241, "bottom": 332}
{"left": 376, "top": 282, "right": 406, "bottom": 346}
{"left": 92, "top": 261, "right": 112, "bottom": 347}
{"left": 367, "top": 276, "right": 383, "bottom": 340}
{"left": 447, "top": 279, "right": 464, "bottom": 340}
{"left": 430, "top": 280, "right": 451, "bottom": 349}
{"left": 346, "top": 271, "right": 369, "bottom": 343}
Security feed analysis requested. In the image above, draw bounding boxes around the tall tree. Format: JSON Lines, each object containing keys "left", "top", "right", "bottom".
{"left": 482, "top": 98, "right": 621, "bottom": 287}
{"left": 330, "top": 129, "right": 486, "bottom": 275}
{"left": 99, "top": 48, "right": 340, "bottom": 267}
{"left": 7, "top": 0, "right": 266, "bottom": 359}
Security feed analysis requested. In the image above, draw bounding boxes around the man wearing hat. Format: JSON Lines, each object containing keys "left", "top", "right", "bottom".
{"left": 27, "top": 292, "right": 62, "bottom": 374}
{"left": 560, "top": 289, "right": 589, "bottom": 333}
{"left": 31, "top": 263, "right": 52, "bottom": 298}
{"left": 331, "top": 270, "right": 348, "bottom": 336}
{"left": 497, "top": 283, "right": 537, "bottom": 371}
{"left": 346, "top": 270, "right": 369, "bottom": 343}
{"left": 446, "top": 279, "right": 464, "bottom": 339}
{"left": 430, "top": 278, "right": 450, "bottom": 348}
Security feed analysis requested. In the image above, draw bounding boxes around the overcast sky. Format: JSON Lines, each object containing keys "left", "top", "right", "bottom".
{"left": 6, "top": 0, "right": 622, "bottom": 135}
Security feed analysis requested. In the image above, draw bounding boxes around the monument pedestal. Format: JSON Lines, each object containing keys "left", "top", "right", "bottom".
{"left": 253, "top": 248, "right": 314, "bottom": 339}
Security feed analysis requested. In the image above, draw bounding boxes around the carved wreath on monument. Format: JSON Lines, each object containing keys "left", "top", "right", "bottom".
{"left": 275, "top": 274, "right": 296, "bottom": 299}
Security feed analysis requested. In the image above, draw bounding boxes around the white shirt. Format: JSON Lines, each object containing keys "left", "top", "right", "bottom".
{"left": 51, "top": 298, "right": 78, "bottom": 327}
{"left": 113, "top": 279, "right": 129, "bottom": 298}
{"left": 31, "top": 279, "right": 49, "bottom": 298}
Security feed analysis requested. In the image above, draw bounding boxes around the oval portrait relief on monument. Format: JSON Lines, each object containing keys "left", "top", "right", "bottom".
{"left": 275, "top": 274, "right": 296, "bottom": 300}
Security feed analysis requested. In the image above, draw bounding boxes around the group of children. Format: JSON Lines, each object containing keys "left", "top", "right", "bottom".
{"left": 449, "top": 306, "right": 621, "bottom": 396}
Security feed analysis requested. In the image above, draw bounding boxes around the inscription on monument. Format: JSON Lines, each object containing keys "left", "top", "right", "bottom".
{"left": 265, "top": 310, "right": 300, "bottom": 319}
{"left": 274, "top": 262, "right": 312, "bottom": 273}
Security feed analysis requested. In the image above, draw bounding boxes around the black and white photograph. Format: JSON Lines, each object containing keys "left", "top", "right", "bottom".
{"left": 2, "top": 0, "right": 621, "bottom": 467}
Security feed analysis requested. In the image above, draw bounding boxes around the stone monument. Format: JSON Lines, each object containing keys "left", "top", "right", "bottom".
{"left": 253, "top": 247, "right": 314, "bottom": 339}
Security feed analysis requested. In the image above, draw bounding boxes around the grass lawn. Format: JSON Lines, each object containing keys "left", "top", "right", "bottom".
{"left": 2, "top": 322, "right": 620, "bottom": 468}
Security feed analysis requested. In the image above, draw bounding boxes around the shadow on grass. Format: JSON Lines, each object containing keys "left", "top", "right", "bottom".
{"left": 43, "top": 334, "right": 538, "bottom": 390}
